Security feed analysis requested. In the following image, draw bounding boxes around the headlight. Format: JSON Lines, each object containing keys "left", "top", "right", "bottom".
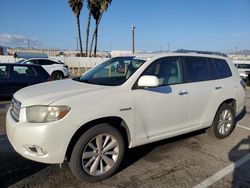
{"left": 26, "top": 105, "right": 71, "bottom": 123}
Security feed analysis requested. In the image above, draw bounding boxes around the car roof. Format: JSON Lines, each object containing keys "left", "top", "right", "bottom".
{"left": 128, "top": 52, "right": 229, "bottom": 61}
{"left": 23, "top": 58, "right": 61, "bottom": 62}
{"left": 0, "top": 63, "right": 42, "bottom": 67}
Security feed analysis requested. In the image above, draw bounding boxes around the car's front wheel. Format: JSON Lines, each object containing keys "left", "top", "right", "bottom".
{"left": 206, "top": 103, "right": 235, "bottom": 139}
{"left": 68, "top": 124, "right": 125, "bottom": 182}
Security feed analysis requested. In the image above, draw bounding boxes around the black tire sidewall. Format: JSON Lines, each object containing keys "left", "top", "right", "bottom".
{"left": 51, "top": 72, "right": 63, "bottom": 80}
{"left": 69, "top": 124, "right": 125, "bottom": 182}
{"left": 212, "top": 104, "right": 235, "bottom": 139}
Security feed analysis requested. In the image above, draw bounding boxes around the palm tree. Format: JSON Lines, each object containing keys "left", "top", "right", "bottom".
{"left": 89, "top": 0, "right": 112, "bottom": 57}
{"left": 68, "top": 0, "right": 84, "bottom": 57}
{"left": 85, "top": 0, "right": 94, "bottom": 57}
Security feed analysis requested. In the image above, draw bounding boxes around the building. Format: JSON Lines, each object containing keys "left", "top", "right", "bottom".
{"left": 7, "top": 48, "right": 60, "bottom": 57}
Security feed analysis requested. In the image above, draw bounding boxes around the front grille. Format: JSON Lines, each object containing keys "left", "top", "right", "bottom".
{"left": 10, "top": 97, "right": 21, "bottom": 122}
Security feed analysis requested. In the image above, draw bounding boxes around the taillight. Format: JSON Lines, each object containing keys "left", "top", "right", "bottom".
{"left": 240, "top": 80, "right": 246, "bottom": 90}
{"left": 47, "top": 76, "right": 52, "bottom": 81}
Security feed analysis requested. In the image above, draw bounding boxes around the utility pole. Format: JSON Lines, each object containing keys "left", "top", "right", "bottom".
{"left": 109, "top": 40, "right": 112, "bottom": 52}
{"left": 76, "top": 37, "right": 79, "bottom": 51}
{"left": 27, "top": 37, "right": 30, "bottom": 48}
{"left": 132, "top": 25, "right": 135, "bottom": 54}
{"left": 168, "top": 43, "right": 170, "bottom": 52}
{"left": 235, "top": 46, "right": 238, "bottom": 56}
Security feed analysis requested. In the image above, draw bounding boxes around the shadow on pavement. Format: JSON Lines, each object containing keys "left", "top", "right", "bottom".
{"left": 235, "top": 106, "right": 246, "bottom": 123}
{"left": 229, "top": 136, "right": 250, "bottom": 188}
{"left": 0, "top": 135, "right": 47, "bottom": 188}
{"left": 118, "top": 129, "right": 206, "bottom": 173}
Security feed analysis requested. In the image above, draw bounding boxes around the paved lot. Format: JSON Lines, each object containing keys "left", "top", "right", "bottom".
{"left": 0, "top": 88, "right": 250, "bottom": 188}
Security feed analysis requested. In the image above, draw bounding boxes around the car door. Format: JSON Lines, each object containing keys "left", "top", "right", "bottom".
{"left": 12, "top": 65, "right": 38, "bottom": 93}
{"left": 132, "top": 56, "right": 188, "bottom": 139}
{"left": 182, "top": 56, "right": 220, "bottom": 128}
{"left": 0, "top": 64, "right": 12, "bottom": 97}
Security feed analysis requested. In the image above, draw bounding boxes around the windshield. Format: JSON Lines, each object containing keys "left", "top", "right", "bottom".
{"left": 74, "top": 56, "right": 146, "bottom": 86}
{"left": 236, "top": 63, "right": 250, "bottom": 69}
{"left": 16, "top": 59, "right": 26, "bottom": 64}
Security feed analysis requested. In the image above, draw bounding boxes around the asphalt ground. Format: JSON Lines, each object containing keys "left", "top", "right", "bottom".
{"left": 0, "top": 88, "right": 249, "bottom": 188}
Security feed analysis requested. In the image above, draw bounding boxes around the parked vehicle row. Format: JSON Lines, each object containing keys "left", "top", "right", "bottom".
{"left": 0, "top": 58, "right": 70, "bottom": 99}
{"left": 6, "top": 52, "right": 245, "bottom": 182}
{"left": 0, "top": 63, "right": 51, "bottom": 98}
{"left": 233, "top": 60, "right": 250, "bottom": 86}
{"left": 18, "top": 58, "right": 70, "bottom": 80}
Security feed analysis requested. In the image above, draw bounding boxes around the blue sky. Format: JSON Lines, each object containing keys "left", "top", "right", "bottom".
{"left": 0, "top": 0, "right": 250, "bottom": 52}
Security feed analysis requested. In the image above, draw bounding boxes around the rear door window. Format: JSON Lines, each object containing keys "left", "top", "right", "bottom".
{"left": 183, "top": 57, "right": 213, "bottom": 82}
{"left": 37, "top": 60, "right": 54, "bottom": 65}
{"left": 0, "top": 65, "right": 10, "bottom": 79}
{"left": 13, "top": 65, "right": 37, "bottom": 80}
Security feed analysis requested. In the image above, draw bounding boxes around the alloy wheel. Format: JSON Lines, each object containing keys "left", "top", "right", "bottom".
{"left": 217, "top": 109, "right": 233, "bottom": 135}
{"left": 81, "top": 134, "right": 119, "bottom": 176}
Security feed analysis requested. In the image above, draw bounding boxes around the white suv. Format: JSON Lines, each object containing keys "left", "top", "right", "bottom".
{"left": 19, "top": 58, "right": 69, "bottom": 80}
{"left": 6, "top": 53, "right": 245, "bottom": 182}
{"left": 233, "top": 60, "right": 250, "bottom": 86}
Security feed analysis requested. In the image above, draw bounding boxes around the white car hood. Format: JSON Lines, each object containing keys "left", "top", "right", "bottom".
{"left": 14, "top": 79, "right": 107, "bottom": 107}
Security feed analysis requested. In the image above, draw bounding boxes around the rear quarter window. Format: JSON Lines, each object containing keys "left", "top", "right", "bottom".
{"left": 183, "top": 56, "right": 213, "bottom": 82}
{"left": 213, "top": 59, "right": 232, "bottom": 79}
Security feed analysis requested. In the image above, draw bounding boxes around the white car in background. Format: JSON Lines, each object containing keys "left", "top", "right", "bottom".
{"left": 19, "top": 58, "right": 69, "bottom": 80}
{"left": 233, "top": 60, "right": 250, "bottom": 85}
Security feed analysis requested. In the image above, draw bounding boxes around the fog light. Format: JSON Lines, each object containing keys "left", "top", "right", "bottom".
{"left": 25, "top": 145, "right": 47, "bottom": 156}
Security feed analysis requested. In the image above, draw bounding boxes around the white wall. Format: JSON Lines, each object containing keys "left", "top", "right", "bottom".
{"left": 0, "top": 55, "right": 108, "bottom": 67}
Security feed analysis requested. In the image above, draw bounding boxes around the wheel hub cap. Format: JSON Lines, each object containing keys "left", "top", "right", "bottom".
{"left": 218, "top": 109, "right": 233, "bottom": 135}
{"left": 81, "top": 134, "right": 119, "bottom": 176}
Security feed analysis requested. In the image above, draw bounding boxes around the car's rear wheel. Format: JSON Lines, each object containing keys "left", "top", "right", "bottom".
{"left": 206, "top": 103, "right": 235, "bottom": 139}
{"left": 68, "top": 124, "right": 125, "bottom": 182}
{"left": 51, "top": 71, "right": 63, "bottom": 80}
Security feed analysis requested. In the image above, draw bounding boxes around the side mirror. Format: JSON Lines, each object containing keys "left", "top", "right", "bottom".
{"left": 138, "top": 75, "right": 159, "bottom": 87}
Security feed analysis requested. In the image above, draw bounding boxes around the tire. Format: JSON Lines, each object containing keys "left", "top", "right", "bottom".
{"left": 51, "top": 71, "right": 63, "bottom": 80}
{"left": 68, "top": 124, "right": 125, "bottom": 182}
{"left": 206, "top": 103, "right": 235, "bottom": 139}
{"left": 247, "top": 75, "right": 250, "bottom": 86}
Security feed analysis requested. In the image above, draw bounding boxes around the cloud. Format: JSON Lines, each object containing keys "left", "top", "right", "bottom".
{"left": 232, "top": 33, "right": 244, "bottom": 38}
{"left": 0, "top": 34, "right": 42, "bottom": 48}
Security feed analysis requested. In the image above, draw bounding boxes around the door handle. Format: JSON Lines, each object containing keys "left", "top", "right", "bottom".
{"left": 179, "top": 90, "right": 188, "bottom": 96}
{"left": 215, "top": 86, "right": 222, "bottom": 90}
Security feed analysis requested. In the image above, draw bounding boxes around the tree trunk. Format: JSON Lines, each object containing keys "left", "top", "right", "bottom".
{"left": 85, "top": 11, "right": 91, "bottom": 57}
{"left": 89, "top": 13, "right": 103, "bottom": 57}
{"left": 77, "top": 16, "right": 83, "bottom": 57}
{"left": 94, "top": 20, "right": 98, "bottom": 57}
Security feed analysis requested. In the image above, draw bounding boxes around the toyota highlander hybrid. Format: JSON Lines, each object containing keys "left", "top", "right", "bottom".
{"left": 6, "top": 53, "right": 245, "bottom": 182}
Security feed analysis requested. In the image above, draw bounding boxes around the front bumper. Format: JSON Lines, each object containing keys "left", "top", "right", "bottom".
{"left": 6, "top": 109, "right": 76, "bottom": 164}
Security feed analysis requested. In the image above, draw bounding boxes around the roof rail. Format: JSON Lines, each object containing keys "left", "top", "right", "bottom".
{"left": 175, "top": 49, "right": 228, "bottom": 57}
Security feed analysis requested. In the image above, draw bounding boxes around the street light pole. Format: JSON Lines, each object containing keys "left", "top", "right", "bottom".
{"left": 132, "top": 25, "right": 135, "bottom": 54}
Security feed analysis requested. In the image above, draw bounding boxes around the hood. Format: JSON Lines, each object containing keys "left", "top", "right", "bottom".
{"left": 14, "top": 79, "right": 108, "bottom": 107}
